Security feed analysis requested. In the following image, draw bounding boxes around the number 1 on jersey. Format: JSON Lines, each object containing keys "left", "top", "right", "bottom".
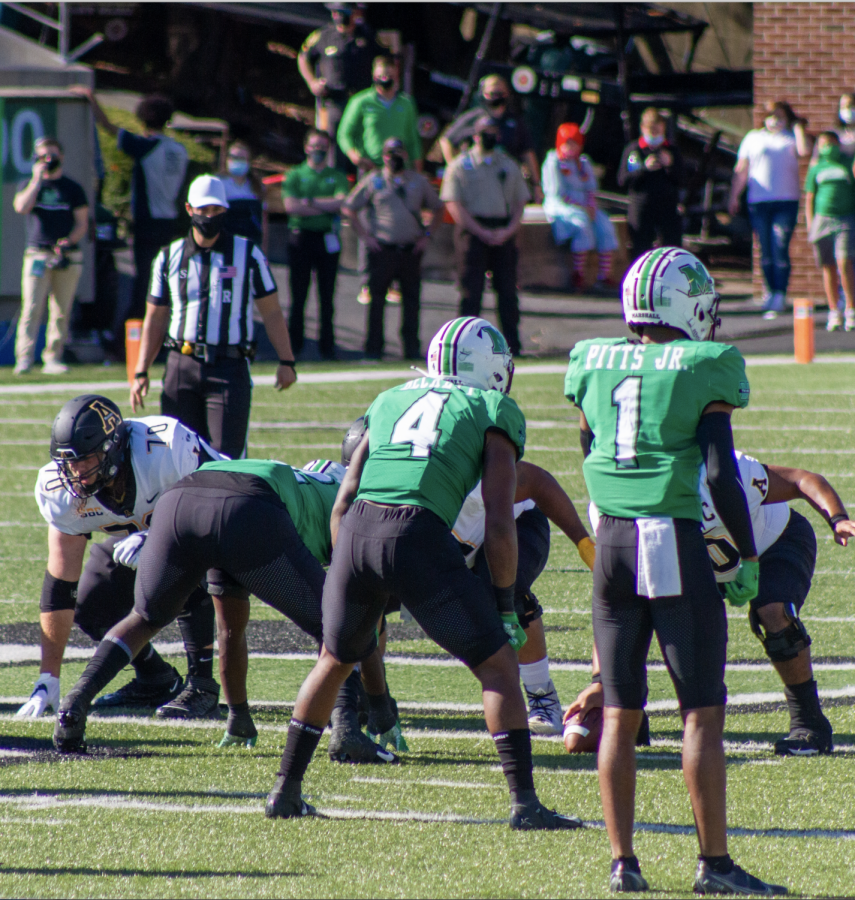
{"left": 611, "top": 376, "right": 642, "bottom": 469}
{"left": 391, "top": 391, "right": 448, "bottom": 457}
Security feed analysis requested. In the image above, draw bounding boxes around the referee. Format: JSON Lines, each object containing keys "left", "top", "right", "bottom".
{"left": 131, "top": 175, "right": 297, "bottom": 459}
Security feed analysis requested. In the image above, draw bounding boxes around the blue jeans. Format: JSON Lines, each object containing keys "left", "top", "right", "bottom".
{"left": 748, "top": 200, "right": 799, "bottom": 294}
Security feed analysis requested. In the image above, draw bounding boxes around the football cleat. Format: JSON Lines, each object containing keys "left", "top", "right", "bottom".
{"left": 92, "top": 668, "right": 182, "bottom": 709}
{"left": 526, "top": 680, "right": 563, "bottom": 736}
{"left": 219, "top": 704, "right": 258, "bottom": 749}
{"left": 53, "top": 693, "right": 89, "bottom": 753}
{"left": 16, "top": 673, "right": 61, "bottom": 718}
{"left": 509, "top": 799, "right": 583, "bottom": 831}
{"left": 773, "top": 723, "right": 833, "bottom": 757}
{"left": 328, "top": 707, "right": 399, "bottom": 764}
{"left": 264, "top": 776, "right": 321, "bottom": 819}
{"left": 156, "top": 676, "right": 220, "bottom": 720}
{"left": 610, "top": 859, "right": 649, "bottom": 893}
{"left": 693, "top": 860, "right": 787, "bottom": 895}
{"left": 827, "top": 309, "right": 842, "bottom": 332}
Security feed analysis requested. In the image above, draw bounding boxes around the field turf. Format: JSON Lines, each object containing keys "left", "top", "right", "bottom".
{"left": 0, "top": 358, "right": 853, "bottom": 898}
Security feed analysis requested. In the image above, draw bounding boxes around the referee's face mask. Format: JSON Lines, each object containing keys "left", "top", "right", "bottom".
{"left": 188, "top": 204, "right": 227, "bottom": 239}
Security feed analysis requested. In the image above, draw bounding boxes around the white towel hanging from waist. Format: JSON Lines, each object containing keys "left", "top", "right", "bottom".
{"left": 636, "top": 517, "right": 682, "bottom": 598}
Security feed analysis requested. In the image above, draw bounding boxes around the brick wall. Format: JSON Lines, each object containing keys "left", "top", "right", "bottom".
{"left": 753, "top": 2, "right": 855, "bottom": 299}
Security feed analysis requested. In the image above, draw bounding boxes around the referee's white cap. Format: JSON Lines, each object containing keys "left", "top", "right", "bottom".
{"left": 187, "top": 175, "right": 230, "bottom": 209}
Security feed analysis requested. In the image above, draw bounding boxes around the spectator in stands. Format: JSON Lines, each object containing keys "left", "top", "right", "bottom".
{"left": 219, "top": 141, "right": 263, "bottom": 246}
{"left": 618, "top": 107, "right": 684, "bottom": 265}
{"left": 344, "top": 136, "right": 444, "bottom": 360}
{"left": 835, "top": 94, "right": 855, "bottom": 163}
{"left": 75, "top": 86, "right": 189, "bottom": 323}
{"left": 542, "top": 122, "right": 619, "bottom": 294}
{"left": 804, "top": 132, "right": 855, "bottom": 333}
{"left": 439, "top": 74, "right": 543, "bottom": 203}
{"left": 728, "top": 100, "right": 810, "bottom": 319}
{"left": 12, "top": 137, "right": 89, "bottom": 375}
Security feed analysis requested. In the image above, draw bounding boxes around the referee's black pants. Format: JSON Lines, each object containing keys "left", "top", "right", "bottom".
{"left": 161, "top": 351, "right": 252, "bottom": 459}
{"left": 287, "top": 229, "right": 340, "bottom": 358}
{"left": 366, "top": 244, "right": 422, "bottom": 360}
{"left": 455, "top": 226, "right": 521, "bottom": 356}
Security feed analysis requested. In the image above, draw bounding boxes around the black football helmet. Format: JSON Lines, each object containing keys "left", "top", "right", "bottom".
{"left": 50, "top": 395, "right": 128, "bottom": 498}
{"left": 341, "top": 416, "right": 366, "bottom": 466}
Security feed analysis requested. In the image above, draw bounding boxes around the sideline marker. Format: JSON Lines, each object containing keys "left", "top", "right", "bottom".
{"left": 125, "top": 319, "right": 143, "bottom": 384}
{"left": 793, "top": 298, "right": 814, "bottom": 364}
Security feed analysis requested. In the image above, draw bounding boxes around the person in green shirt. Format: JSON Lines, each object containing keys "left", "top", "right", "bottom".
{"left": 265, "top": 316, "right": 581, "bottom": 830}
{"left": 565, "top": 247, "right": 785, "bottom": 896}
{"left": 337, "top": 55, "right": 423, "bottom": 173}
{"left": 282, "top": 129, "right": 351, "bottom": 359}
{"left": 52, "top": 459, "right": 394, "bottom": 765}
{"left": 805, "top": 131, "right": 855, "bottom": 331}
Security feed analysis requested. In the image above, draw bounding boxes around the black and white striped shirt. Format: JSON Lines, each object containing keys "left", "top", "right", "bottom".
{"left": 148, "top": 231, "right": 277, "bottom": 346}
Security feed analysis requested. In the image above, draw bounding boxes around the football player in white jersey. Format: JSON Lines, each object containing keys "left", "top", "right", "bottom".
{"left": 17, "top": 394, "right": 227, "bottom": 720}
{"left": 573, "top": 453, "right": 855, "bottom": 757}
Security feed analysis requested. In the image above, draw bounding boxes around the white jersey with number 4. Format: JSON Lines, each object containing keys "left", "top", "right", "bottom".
{"left": 452, "top": 480, "right": 536, "bottom": 566}
{"left": 35, "top": 416, "right": 226, "bottom": 538}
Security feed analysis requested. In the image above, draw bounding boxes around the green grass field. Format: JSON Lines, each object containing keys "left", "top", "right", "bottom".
{"left": 0, "top": 358, "right": 854, "bottom": 899}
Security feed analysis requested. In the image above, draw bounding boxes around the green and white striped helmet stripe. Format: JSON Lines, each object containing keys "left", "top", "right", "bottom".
{"left": 303, "top": 459, "right": 332, "bottom": 473}
{"left": 635, "top": 247, "right": 682, "bottom": 311}
{"left": 438, "top": 317, "right": 477, "bottom": 376}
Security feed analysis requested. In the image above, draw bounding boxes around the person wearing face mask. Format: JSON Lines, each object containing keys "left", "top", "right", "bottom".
{"left": 440, "top": 75, "right": 542, "bottom": 204}
{"left": 729, "top": 100, "right": 811, "bottom": 319}
{"left": 12, "top": 137, "right": 89, "bottom": 376}
{"left": 618, "top": 107, "right": 685, "bottom": 266}
{"left": 804, "top": 132, "right": 855, "bottom": 333}
{"left": 130, "top": 176, "right": 297, "bottom": 459}
{"left": 441, "top": 117, "right": 531, "bottom": 356}
{"left": 343, "top": 137, "right": 444, "bottom": 360}
{"left": 542, "top": 123, "right": 620, "bottom": 294}
{"left": 219, "top": 141, "right": 263, "bottom": 246}
{"left": 835, "top": 94, "right": 855, "bottom": 163}
{"left": 282, "top": 130, "right": 351, "bottom": 360}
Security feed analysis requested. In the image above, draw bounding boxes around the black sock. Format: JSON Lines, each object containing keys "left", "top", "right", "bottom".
{"left": 184, "top": 646, "right": 214, "bottom": 680}
{"left": 333, "top": 669, "right": 361, "bottom": 712}
{"left": 131, "top": 643, "right": 173, "bottom": 683}
{"left": 73, "top": 638, "right": 133, "bottom": 705}
{"left": 784, "top": 679, "right": 825, "bottom": 730}
{"left": 277, "top": 718, "right": 324, "bottom": 781}
{"left": 178, "top": 597, "right": 215, "bottom": 679}
{"left": 229, "top": 700, "right": 250, "bottom": 715}
{"left": 492, "top": 728, "right": 535, "bottom": 800}
{"left": 612, "top": 856, "right": 641, "bottom": 874}
{"left": 367, "top": 689, "right": 396, "bottom": 734}
{"left": 700, "top": 855, "right": 733, "bottom": 875}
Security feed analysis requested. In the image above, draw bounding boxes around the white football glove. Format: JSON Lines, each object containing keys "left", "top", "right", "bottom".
{"left": 112, "top": 531, "right": 148, "bottom": 569}
{"left": 16, "top": 673, "right": 60, "bottom": 718}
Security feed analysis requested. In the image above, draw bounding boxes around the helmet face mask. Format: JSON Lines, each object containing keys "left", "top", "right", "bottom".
{"left": 426, "top": 317, "right": 514, "bottom": 394}
{"left": 341, "top": 416, "right": 366, "bottom": 467}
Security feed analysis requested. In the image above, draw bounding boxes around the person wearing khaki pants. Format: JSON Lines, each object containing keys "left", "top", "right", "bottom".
{"left": 13, "top": 137, "right": 89, "bottom": 375}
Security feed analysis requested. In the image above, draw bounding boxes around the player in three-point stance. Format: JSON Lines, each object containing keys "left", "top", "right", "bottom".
{"left": 265, "top": 317, "right": 581, "bottom": 830}
{"left": 565, "top": 247, "right": 787, "bottom": 895}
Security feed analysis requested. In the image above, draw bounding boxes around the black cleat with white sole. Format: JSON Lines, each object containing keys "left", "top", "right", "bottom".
{"left": 773, "top": 723, "right": 833, "bottom": 757}
{"left": 327, "top": 707, "right": 399, "bottom": 764}
{"left": 53, "top": 694, "right": 89, "bottom": 753}
{"left": 694, "top": 860, "right": 787, "bottom": 895}
{"left": 92, "top": 667, "right": 182, "bottom": 709}
{"left": 610, "top": 858, "right": 649, "bottom": 893}
{"left": 156, "top": 675, "right": 220, "bottom": 719}
{"left": 265, "top": 776, "right": 322, "bottom": 819}
{"left": 510, "top": 799, "right": 583, "bottom": 831}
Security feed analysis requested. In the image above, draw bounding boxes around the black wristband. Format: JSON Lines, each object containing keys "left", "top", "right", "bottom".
{"left": 134, "top": 370, "right": 148, "bottom": 379}
{"left": 830, "top": 513, "right": 848, "bottom": 532}
{"left": 591, "top": 673, "right": 602, "bottom": 684}
{"left": 279, "top": 360, "right": 296, "bottom": 368}
{"left": 494, "top": 584, "right": 516, "bottom": 615}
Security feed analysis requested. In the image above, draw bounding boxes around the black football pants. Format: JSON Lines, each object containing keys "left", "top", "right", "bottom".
{"left": 366, "top": 245, "right": 422, "bottom": 360}
{"left": 287, "top": 229, "right": 340, "bottom": 358}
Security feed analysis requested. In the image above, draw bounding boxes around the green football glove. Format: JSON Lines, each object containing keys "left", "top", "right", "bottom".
{"left": 724, "top": 559, "right": 760, "bottom": 607}
{"left": 369, "top": 720, "right": 410, "bottom": 753}
{"left": 500, "top": 612, "right": 527, "bottom": 652}
{"left": 218, "top": 730, "right": 257, "bottom": 749}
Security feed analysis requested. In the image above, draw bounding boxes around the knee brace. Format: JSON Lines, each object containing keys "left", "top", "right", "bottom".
{"left": 40, "top": 571, "right": 78, "bottom": 613}
{"left": 749, "top": 603, "right": 812, "bottom": 663}
{"left": 517, "top": 591, "right": 544, "bottom": 629}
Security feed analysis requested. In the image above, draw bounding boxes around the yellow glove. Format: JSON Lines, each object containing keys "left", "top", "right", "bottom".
{"left": 577, "top": 536, "right": 596, "bottom": 571}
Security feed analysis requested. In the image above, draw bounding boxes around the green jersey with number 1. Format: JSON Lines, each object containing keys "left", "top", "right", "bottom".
{"left": 357, "top": 376, "right": 527, "bottom": 527}
{"left": 565, "top": 338, "right": 749, "bottom": 520}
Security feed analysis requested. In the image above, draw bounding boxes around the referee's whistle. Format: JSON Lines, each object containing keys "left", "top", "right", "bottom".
{"left": 181, "top": 342, "right": 194, "bottom": 355}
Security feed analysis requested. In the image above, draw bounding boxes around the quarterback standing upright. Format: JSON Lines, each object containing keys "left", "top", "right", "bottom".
{"left": 565, "top": 248, "right": 786, "bottom": 895}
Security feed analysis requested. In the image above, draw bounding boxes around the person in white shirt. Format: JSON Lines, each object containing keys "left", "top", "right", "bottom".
{"left": 219, "top": 141, "right": 264, "bottom": 245}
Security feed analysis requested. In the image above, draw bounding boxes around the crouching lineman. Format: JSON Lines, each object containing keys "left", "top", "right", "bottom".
{"left": 19, "top": 394, "right": 224, "bottom": 720}
{"left": 265, "top": 317, "right": 582, "bottom": 830}
{"left": 53, "top": 456, "right": 393, "bottom": 763}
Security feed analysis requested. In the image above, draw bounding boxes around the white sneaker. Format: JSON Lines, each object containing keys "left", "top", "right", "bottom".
{"left": 357, "top": 286, "right": 371, "bottom": 305}
{"left": 827, "top": 309, "right": 842, "bottom": 332}
{"left": 525, "top": 680, "right": 563, "bottom": 735}
{"left": 13, "top": 362, "right": 32, "bottom": 375}
{"left": 762, "top": 309, "right": 779, "bottom": 321}
{"left": 386, "top": 288, "right": 402, "bottom": 305}
{"left": 846, "top": 310, "right": 855, "bottom": 332}
{"left": 16, "top": 673, "right": 60, "bottom": 717}
{"left": 42, "top": 360, "right": 69, "bottom": 375}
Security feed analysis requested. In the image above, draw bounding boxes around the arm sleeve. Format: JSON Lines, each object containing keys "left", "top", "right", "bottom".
{"left": 147, "top": 247, "right": 170, "bottom": 306}
{"left": 617, "top": 142, "right": 645, "bottom": 189}
{"left": 443, "top": 110, "right": 478, "bottom": 147}
{"left": 703, "top": 345, "right": 751, "bottom": 409}
{"left": 336, "top": 95, "right": 361, "bottom": 156}
{"left": 696, "top": 412, "right": 757, "bottom": 558}
{"left": 439, "top": 163, "right": 462, "bottom": 203}
{"left": 804, "top": 165, "right": 817, "bottom": 194}
{"left": 579, "top": 427, "right": 594, "bottom": 458}
{"left": 282, "top": 168, "right": 300, "bottom": 200}
{"left": 508, "top": 161, "right": 531, "bottom": 207}
{"left": 405, "top": 97, "right": 422, "bottom": 163}
{"left": 249, "top": 244, "right": 278, "bottom": 297}
{"left": 422, "top": 178, "right": 443, "bottom": 211}
{"left": 344, "top": 176, "right": 372, "bottom": 212}
{"left": 117, "top": 129, "right": 155, "bottom": 160}
{"left": 541, "top": 152, "right": 559, "bottom": 202}
{"left": 69, "top": 180, "right": 89, "bottom": 210}
{"left": 491, "top": 395, "right": 527, "bottom": 460}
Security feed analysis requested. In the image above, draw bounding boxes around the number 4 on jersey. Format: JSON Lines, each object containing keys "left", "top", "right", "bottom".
{"left": 391, "top": 391, "right": 448, "bottom": 457}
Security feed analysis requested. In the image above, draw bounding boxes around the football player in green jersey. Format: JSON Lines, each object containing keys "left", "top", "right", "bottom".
{"left": 266, "top": 317, "right": 582, "bottom": 830}
{"left": 53, "top": 459, "right": 391, "bottom": 762}
{"left": 565, "top": 248, "right": 786, "bottom": 896}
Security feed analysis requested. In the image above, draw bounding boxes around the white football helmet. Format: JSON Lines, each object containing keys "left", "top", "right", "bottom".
{"left": 427, "top": 317, "right": 514, "bottom": 394}
{"left": 622, "top": 247, "right": 721, "bottom": 341}
{"left": 302, "top": 459, "right": 346, "bottom": 483}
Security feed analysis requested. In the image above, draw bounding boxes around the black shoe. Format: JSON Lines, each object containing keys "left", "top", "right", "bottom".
{"left": 265, "top": 776, "right": 320, "bottom": 819}
{"left": 327, "top": 707, "right": 398, "bottom": 764}
{"left": 610, "top": 859, "right": 649, "bottom": 892}
{"left": 694, "top": 861, "right": 787, "bottom": 895}
{"left": 92, "top": 668, "right": 182, "bottom": 709}
{"left": 156, "top": 676, "right": 220, "bottom": 719}
{"left": 53, "top": 693, "right": 89, "bottom": 753}
{"left": 774, "top": 721, "right": 833, "bottom": 756}
{"left": 509, "top": 799, "right": 583, "bottom": 831}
